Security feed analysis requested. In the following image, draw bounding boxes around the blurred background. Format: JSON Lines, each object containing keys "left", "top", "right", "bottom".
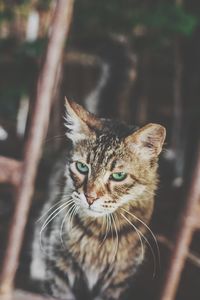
{"left": 0, "top": 0, "right": 200, "bottom": 299}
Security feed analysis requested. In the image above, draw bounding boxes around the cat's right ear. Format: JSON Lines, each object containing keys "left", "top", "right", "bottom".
{"left": 125, "top": 123, "right": 166, "bottom": 160}
{"left": 64, "top": 98, "right": 101, "bottom": 143}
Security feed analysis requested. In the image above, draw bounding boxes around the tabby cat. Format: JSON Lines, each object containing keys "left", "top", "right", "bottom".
{"left": 31, "top": 99, "right": 166, "bottom": 300}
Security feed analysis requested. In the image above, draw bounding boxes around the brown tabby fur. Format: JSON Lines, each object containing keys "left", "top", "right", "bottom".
{"left": 31, "top": 100, "right": 166, "bottom": 300}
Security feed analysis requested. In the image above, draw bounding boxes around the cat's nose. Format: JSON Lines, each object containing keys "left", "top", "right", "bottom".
{"left": 85, "top": 194, "right": 97, "bottom": 206}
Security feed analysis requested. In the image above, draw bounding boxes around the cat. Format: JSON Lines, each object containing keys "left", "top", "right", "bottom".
{"left": 31, "top": 99, "right": 166, "bottom": 300}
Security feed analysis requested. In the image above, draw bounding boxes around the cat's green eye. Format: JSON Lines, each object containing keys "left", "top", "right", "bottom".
{"left": 110, "top": 172, "right": 127, "bottom": 181}
{"left": 76, "top": 162, "right": 89, "bottom": 174}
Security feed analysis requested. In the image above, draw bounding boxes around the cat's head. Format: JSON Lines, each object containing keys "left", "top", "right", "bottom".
{"left": 65, "top": 99, "right": 166, "bottom": 218}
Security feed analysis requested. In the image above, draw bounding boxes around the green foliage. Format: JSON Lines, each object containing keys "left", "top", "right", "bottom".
{"left": 74, "top": 1, "right": 198, "bottom": 38}
{"left": 0, "top": 0, "right": 51, "bottom": 25}
{"left": 0, "top": 89, "right": 20, "bottom": 118}
{"left": 0, "top": 37, "right": 47, "bottom": 63}
{"left": 17, "top": 38, "right": 47, "bottom": 58}
{"left": 0, "top": 37, "right": 46, "bottom": 118}
{"left": 13, "top": 0, "right": 52, "bottom": 10}
{"left": 36, "top": 0, "right": 52, "bottom": 11}
{"left": 0, "top": 8, "right": 13, "bottom": 22}
{"left": 132, "top": 4, "right": 198, "bottom": 36}
{"left": 0, "top": 0, "right": 198, "bottom": 120}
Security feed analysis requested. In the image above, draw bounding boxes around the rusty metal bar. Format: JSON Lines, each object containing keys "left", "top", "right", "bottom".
{"left": 0, "top": 0, "right": 74, "bottom": 295}
{"left": 1, "top": 288, "right": 57, "bottom": 300}
{"left": 197, "top": 204, "right": 200, "bottom": 229}
{"left": 0, "top": 156, "right": 22, "bottom": 186}
{"left": 0, "top": 288, "right": 57, "bottom": 300}
{"left": 157, "top": 235, "right": 200, "bottom": 268}
{"left": 160, "top": 144, "right": 200, "bottom": 300}
{"left": 13, "top": 290, "right": 56, "bottom": 300}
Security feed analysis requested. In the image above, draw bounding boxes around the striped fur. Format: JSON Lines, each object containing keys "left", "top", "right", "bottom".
{"left": 31, "top": 100, "right": 166, "bottom": 300}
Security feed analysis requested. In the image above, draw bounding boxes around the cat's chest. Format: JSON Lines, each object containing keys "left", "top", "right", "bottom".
{"left": 84, "top": 262, "right": 103, "bottom": 290}
{"left": 67, "top": 232, "right": 116, "bottom": 289}
{"left": 81, "top": 243, "right": 115, "bottom": 291}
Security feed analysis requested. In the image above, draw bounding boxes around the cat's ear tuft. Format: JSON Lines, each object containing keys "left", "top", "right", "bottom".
{"left": 64, "top": 98, "right": 101, "bottom": 143}
{"left": 126, "top": 123, "right": 166, "bottom": 159}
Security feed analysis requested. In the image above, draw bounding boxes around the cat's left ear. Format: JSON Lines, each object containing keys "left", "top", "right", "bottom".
{"left": 126, "top": 123, "right": 166, "bottom": 159}
{"left": 64, "top": 98, "right": 101, "bottom": 143}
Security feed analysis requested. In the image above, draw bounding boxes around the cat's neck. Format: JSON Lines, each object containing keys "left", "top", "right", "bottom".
{"left": 72, "top": 198, "right": 154, "bottom": 239}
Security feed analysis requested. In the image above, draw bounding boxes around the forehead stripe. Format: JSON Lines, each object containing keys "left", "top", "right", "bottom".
{"left": 86, "top": 152, "right": 91, "bottom": 164}
{"left": 110, "top": 159, "right": 117, "bottom": 171}
{"left": 130, "top": 174, "right": 144, "bottom": 184}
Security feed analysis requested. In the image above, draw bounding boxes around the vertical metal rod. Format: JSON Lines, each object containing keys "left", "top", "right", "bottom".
{"left": 171, "top": 0, "right": 184, "bottom": 183}
{"left": 160, "top": 145, "right": 200, "bottom": 300}
{"left": 0, "top": 0, "right": 74, "bottom": 295}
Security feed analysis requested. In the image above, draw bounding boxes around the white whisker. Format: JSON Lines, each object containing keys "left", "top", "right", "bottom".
{"left": 39, "top": 200, "right": 74, "bottom": 252}
{"left": 121, "top": 212, "right": 156, "bottom": 277}
{"left": 41, "top": 200, "right": 74, "bottom": 231}
{"left": 111, "top": 213, "right": 119, "bottom": 262}
{"left": 37, "top": 199, "right": 65, "bottom": 222}
{"left": 108, "top": 214, "right": 114, "bottom": 264}
{"left": 69, "top": 204, "right": 79, "bottom": 230}
{"left": 121, "top": 207, "right": 160, "bottom": 269}
{"left": 99, "top": 214, "right": 109, "bottom": 248}
{"left": 60, "top": 203, "right": 76, "bottom": 247}
{"left": 120, "top": 213, "right": 144, "bottom": 261}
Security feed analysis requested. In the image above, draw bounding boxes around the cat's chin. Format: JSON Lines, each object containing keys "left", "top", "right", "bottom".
{"left": 82, "top": 207, "right": 107, "bottom": 218}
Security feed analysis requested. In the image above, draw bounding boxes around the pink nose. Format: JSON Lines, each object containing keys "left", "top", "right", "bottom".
{"left": 85, "top": 194, "right": 97, "bottom": 205}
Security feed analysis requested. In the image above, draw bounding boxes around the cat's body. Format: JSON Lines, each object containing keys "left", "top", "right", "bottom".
{"left": 31, "top": 100, "right": 165, "bottom": 300}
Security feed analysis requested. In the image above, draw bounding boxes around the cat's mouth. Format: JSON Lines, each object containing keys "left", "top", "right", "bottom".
{"left": 85, "top": 206, "right": 104, "bottom": 217}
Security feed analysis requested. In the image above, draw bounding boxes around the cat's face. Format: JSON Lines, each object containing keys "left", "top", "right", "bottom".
{"left": 65, "top": 99, "right": 166, "bottom": 218}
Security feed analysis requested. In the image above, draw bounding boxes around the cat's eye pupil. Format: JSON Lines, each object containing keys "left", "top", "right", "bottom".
{"left": 76, "top": 162, "right": 89, "bottom": 174}
{"left": 110, "top": 172, "right": 127, "bottom": 181}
